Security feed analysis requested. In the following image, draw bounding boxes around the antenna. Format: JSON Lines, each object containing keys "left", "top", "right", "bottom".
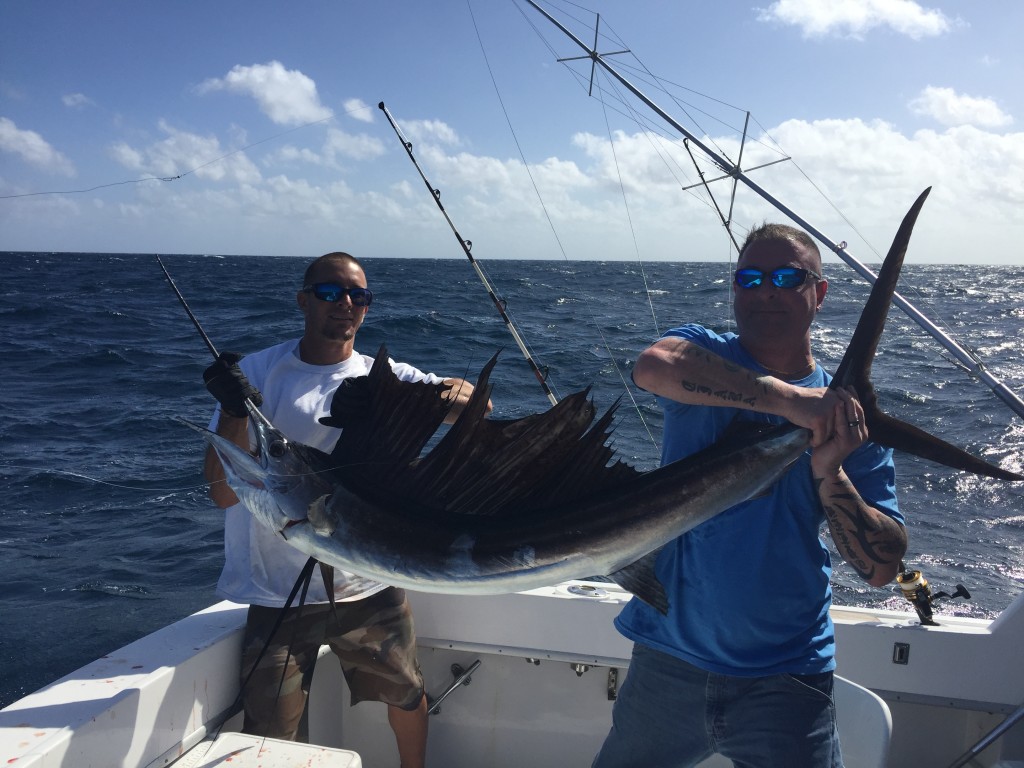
{"left": 523, "top": 0, "right": 1024, "bottom": 421}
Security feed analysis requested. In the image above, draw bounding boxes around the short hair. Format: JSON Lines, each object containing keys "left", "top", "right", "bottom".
{"left": 302, "top": 252, "right": 365, "bottom": 287}
{"left": 739, "top": 223, "right": 821, "bottom": 266}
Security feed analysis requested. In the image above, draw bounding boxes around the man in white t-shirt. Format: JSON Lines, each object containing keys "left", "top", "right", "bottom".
{"left": 203, "top": 251, "right": 483, "bottom": 768}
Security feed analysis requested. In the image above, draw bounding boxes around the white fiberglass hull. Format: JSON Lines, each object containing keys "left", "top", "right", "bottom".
{"left": 2, "top": 583, "right": 1022, "bottom": 767}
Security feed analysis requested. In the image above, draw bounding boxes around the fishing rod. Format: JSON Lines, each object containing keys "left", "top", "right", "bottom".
{"left": 378, "top": 101, "right": 559, "bottom": 406}
{"left": 156, "top": 256, "right": 221, "bottom": 359}
{"left": 523, "top": 0, "right": 1024, "bottom": 422}
{"left": 156, "top": 255, "right": 272, "bottom": 425}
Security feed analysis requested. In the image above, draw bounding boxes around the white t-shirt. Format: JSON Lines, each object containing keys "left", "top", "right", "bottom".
{"left": 211, "top": 339, "right": 444, "bottom": 607}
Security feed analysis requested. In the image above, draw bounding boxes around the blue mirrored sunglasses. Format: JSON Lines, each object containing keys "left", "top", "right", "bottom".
{"left": 303, "top": 282, "right": 373, "bottom": 306}
{"left": 734, "top": 267, "right": 821, "bottom": 290}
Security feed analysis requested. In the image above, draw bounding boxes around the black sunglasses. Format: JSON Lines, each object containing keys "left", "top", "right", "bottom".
{"left": 735, "top": 267, "right": 821, "bottom": 290}
{"left": 303, "top": 282, "right": 373, "bottom": 306}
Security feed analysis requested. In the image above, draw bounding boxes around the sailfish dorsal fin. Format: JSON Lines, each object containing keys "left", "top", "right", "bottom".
{"left": 324, "top": 347, "right": 641, "bottom": 516}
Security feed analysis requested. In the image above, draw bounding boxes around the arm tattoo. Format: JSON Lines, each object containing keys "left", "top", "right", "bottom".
{"left": 677, "top": 350, "right": 765, "bottom": 408}
{"left": 817, "top": 482, "right": 902, "bottom": 582}
{"left": 679, "top": 380, "right": 757, "bottom": 407}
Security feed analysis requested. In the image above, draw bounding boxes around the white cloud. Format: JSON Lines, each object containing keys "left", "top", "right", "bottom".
{"left": 343, "top": 98, "right": 375, "bottom": 123}
{"left": 228, "top": 174, "right": 357, "bottom": 222}
{"left": 197, "top": 61, "right": 333, "bottom": 126}
{"left": 757, "top": 0, "right": 953, "bottom": 40}
{"left": 707, "top": 117, "right": 1024, "bottom": 257}
{"left": 1, "top": 82, "right": 25, "bottom": 100}
{"left": 110, "top": 143, "right": 144, "bottom": 169}
{"left": 62, "top": 93, "right": 95, "bottom": 109}
{"left": 455, "top": 116, "right": 1023, "bottom": 261}
{"left": 267, "top": 144, "right": 324, "bottom": 168}
{"left": 324, "top": 128, "right": 386, "bottom": 162}
{"left": 0, "top": 117, "right": 75, "bottom": 176}
{"left": 264, "top": 128, "right": 386, "bottom": 171}
{"left": 7, "top": 105, "right": 1022, "bottom": 264}
{"left": 909, "top": 86, "right": 1013, "bottom": 129}
{"left": 402, "top": 119, "right": 461, "bottom": 147}
{"left": 573, "top": 129, "right": 688, "bottom": 198}
{"left": 109, "top": 120, "right": 262, "bottom": 184}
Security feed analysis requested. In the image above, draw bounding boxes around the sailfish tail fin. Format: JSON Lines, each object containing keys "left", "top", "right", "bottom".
{"left": 830, "top": 187, "right": 1021, "bottom": 481}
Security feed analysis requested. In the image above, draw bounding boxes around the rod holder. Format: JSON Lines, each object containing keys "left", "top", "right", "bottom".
{"left": 427, "top": 659, "right": 482, "bottom": 715}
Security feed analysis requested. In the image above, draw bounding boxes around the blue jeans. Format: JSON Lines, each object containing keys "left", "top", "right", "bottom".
{"left": 593, "top": 643, "right": 843, "bottom": 768}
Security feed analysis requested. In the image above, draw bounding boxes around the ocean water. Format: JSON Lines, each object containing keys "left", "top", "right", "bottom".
{"left": 1, "top": 251, "right": 1022, "bottom": 707}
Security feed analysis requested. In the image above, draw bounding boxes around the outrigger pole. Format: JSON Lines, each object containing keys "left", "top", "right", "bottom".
{"left": 378, "top": 101, "right": 559, "bottom": 406}
{"left": 524, "top": 0, "right": 1024, "bottom": 421}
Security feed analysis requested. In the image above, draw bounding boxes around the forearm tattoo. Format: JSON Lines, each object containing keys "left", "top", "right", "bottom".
{"left": 677, "top": 350, "right": 767, "bottom": 408}
{"left": 818, "top": 481, "right": 903, "bottom": 582}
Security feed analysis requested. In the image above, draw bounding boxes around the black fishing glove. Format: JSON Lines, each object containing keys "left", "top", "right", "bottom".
{"left": 319, "top": 375, "right": 372, "bottom": 429}
{"left": 203, "top": 351, "right": 262, "bottom": 418}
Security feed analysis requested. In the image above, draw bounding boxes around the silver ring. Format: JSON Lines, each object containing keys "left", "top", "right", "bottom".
{"left": 847, "top": 419, "right": 861, "bottom": 427}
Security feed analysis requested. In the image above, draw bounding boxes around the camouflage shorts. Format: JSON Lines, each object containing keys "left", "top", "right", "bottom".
{"left": 239, "top": 587, "right": 425, "bottom": 740}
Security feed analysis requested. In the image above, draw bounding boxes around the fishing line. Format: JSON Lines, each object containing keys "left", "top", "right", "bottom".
{"left": 1, "top": 461, "right": 344, "bottom": 494}
{"left": 0, "top": 456, "right": 441, "bottom": 509}
{"left": 506, "top": 2, "right": 752, "bottom": 444}
{"left": 0, "top": 458, "right": 431, "bottom": 497}
{"left": 467, "top": 0, "right": 666, "bottom": 453}
{"left": 587, "top": 71, "right": 659, "bottom": 335}
{"left": 0, "top": 109, "right": 341, "bottom": 201}
{"left": 521, "top": 0, "right": 1024, "bottom": 421}
{"left": 579, "top": 58, "right": 747, "bottom": 331}
{"left": 583, "top": 70, "right": 748, "bottom": 334}
{"left": 520, "top": 0, "right": 762, "bottom": 225}
{"left": 515, "top": 1, "right": 749, "bottom": 293}
{"left": 586, "top": 69, "right": 668, "bottom": 450}
{"left": 378, "top": 101, "right": 559, "bottom": 406}
{"left": 515, "top": 0, "right": 760, "bottom": 320}
{"left": 745, "top": 120, "right": 991, "bottom": 376}
{"left": 0, "top": 465, "right": 211, "bottom": 493}
{"left": 765, "top": 141, "right": 991, "bottom": 375}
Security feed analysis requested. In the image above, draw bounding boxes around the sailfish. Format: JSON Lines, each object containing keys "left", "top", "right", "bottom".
{"left": 193, "top": 189, "right": 1021, "bottom": 614}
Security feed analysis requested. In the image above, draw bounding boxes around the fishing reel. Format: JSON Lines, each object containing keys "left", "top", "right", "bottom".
{"left": 896, "top": 562, "right": 971, "bottom": 626}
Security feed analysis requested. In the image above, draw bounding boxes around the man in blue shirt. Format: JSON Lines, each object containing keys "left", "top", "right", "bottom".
{"left": 593, "top": 224, "right": 907, "bottom": 767}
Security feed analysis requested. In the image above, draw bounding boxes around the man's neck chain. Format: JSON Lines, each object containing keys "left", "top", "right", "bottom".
{"left": 758, "top": 360, "right": 816, "bottom": 380}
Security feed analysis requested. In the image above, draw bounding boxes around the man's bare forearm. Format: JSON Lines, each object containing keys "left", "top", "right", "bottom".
{"left": 816, "top": 470, "right": 906, "bottom": 586}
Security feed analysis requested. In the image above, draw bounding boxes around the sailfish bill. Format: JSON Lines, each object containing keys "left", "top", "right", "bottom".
{"left": 191, "top": 189, "right": 1020, "bottom": 616}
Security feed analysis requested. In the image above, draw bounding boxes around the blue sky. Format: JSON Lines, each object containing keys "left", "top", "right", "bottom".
{"left": 2, "top": 0, "right": 1022, "bottom": 264}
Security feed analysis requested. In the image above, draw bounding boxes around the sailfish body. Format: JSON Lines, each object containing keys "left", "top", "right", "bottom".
{"left": 195, "top": 189, "right": 1020, "bottom": 613}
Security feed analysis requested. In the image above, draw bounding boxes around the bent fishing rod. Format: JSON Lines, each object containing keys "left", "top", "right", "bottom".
{"left": 524, "top": 0, "right": 1024, "bottom": 421}
{"left": 378, "top": 101, "right": 559, "bottom": 407}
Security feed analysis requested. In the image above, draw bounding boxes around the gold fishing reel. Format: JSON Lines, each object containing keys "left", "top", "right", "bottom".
{"left": 897, "top": 562, "right": 971, "bottom": 626}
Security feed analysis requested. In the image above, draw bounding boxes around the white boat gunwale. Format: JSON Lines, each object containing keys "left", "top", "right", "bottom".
{"left": 4, "top": 582, "right": 1023, "bottom": 767}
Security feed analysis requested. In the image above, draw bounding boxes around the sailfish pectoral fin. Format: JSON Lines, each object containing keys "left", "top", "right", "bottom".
{"left": 609, "top": 549, "right": 670, "bottom": 615}
{"left": 829, "top": 187, "right": 1022, "bottom": 482}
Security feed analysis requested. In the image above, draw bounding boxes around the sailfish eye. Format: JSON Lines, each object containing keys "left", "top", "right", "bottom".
{"left": 268, "top": 438, "right": 288, "bottom": 458}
